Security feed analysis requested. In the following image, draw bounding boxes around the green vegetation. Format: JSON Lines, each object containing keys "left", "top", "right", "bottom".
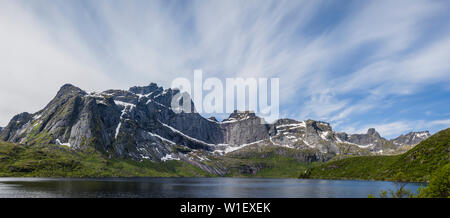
{"left": 299, "top": 155, "right": 398, "bottom": 180}
{"left": 222, "top": 155, "right": 314, "bottom": 178}
{"left": 0, "top": 141, "right": 211, "bottom": 178}
{"left": 368, "top": 163, "right": 450, "bottom": 198}
{"left": 1, "top": 127, "right": 448, "bottom": 188}
{"left": 301, "top": 128, "right": 450, "bottom": 183}
{"left": 216, "top": 147, "right": 321, "bottom": 178}
{"left": 417, "top": 163, "right": 450, "bottom": 198}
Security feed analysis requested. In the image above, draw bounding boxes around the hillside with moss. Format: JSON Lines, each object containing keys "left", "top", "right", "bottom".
{"left": 0, "top": 139, "right": 328, "bottom": 178}
{"left": 213, "top": 146, "right": 326, "bottom": 178}
{"left": 300, "top": 128, "right": 450, "bottom": 182}
{"left": 1, "top": 128, "right": 448, "bottom": 180}
{"left": 0, "top": 141, "right": 211, "bottom": 178}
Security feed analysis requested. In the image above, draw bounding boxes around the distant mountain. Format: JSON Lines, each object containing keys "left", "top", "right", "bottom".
{"left": 0, "top": 83, "right": 432, "bottom": 175}
{"left": 390, "top": 131, "right": 431, "bottom": 147}
{"left": 301, "top": 128, "right": 450, "bottom": 182}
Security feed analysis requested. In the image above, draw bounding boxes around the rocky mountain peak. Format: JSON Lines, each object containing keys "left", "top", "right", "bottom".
{"left": 305, "top": 120, "right": 332, "bottom": 132}
{"left": 208, "top": 117, "right": 218, "bottom": 122}
{"left": 0, "top": 82, "right": 434, "bottom": 165}
{"left": 129, "top": 83, "right": 162, "bottom": 95}
{"left": 57, "top": 84, "right": 86, "bottom": 96}
{"left": 367, "top": 128, "right": 381, "bottom": 137}
{"left": 390, "top": 130, "right": 431, "bottom": 147}
{"left": 223, "top": 110, "right": 257, "bottom": 122}
{"left": 0, "top": 112, "right": 33, "bottom": 142}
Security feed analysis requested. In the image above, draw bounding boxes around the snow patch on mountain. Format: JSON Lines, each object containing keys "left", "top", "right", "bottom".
{"left": 55, "top": 139, "right": 71, "bottom": 147}
{"left": 161, "top": 154, "right": 180, "bottom": 162}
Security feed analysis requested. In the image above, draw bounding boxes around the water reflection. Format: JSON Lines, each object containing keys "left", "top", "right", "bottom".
{"left": 0, "top": 178, "right": 425, "bottom": 198}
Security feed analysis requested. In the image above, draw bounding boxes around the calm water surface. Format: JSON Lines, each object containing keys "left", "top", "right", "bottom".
{"left": 0, "top": 177, "right": 424, "bottom": 198}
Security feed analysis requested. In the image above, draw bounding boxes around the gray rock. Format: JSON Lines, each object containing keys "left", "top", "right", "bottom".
{"left": 0, "top": 112, "right": 33, "bottom": 142}
{"left": 390, "top": 131, "right": 431, "bottom": 148}
{"left": 1, "top": 83, "right": 431, "bottom": 169}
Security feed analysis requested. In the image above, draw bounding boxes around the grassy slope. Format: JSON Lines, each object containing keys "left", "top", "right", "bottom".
{"left": 302, "top": 128, "right": 450, "bottom": 182}
{"left": 222, "top": 155, "right": 315, "bottom": 178}
{"left": 213, "top": 147, "right": 321, "bottom": 178}
{"left": 2, "top": 128, "right": 447, "bottom": 180}
{"left": 0, "top": 141, "right": 211, "bottom": 178}
{"left": 0, "top": 140, "right": 318, "bottom": 178}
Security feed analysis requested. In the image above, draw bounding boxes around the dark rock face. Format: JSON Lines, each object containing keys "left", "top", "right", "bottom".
{"left": 207, "top": 117, "right": 218, "bottom": 122}
{"left": 0, "top": 83, "right": 272, "bottom": 161}
{"left": 129, "top": 83, "right": 160, "bottom": 95}
{"left": 238, "top": 163, "right": 271, "bottom": 175}
{"left": 0, "top": 112, "right": 33, "bottom": 142}
{"left": 1, "top": 83, "right": 431, "bottom": 171}
{"left": 367, "top": 128, "right": 381, "bottom": 138}
{"left": 336, "top": 128, "right": 384, "bottom": 146}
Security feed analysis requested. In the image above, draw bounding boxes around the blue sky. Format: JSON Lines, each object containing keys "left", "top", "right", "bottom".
{"left": 0, "top": 0, "right": 449, "bottom": 138}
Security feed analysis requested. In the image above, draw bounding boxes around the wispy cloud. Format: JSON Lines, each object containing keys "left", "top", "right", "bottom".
{"left": 344, "top": 119, "right": 450, "bottom": 139}
{"left": 0, "top": 0, "right": 449, "bottom": 136}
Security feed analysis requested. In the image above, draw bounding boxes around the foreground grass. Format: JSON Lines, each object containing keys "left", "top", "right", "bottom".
{"left": 0, "top": 141, "right": 211, "bottom": 178}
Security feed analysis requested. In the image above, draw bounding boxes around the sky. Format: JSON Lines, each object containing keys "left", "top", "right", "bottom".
{"left": 0, "top": 0, "right": 449, "bottom": 138}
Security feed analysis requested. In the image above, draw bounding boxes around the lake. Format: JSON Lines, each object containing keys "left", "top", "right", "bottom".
{"left": 0, "top": 177, "right": 425, "bottom": 198}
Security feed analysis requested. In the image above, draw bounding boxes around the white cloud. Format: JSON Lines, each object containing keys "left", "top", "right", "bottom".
{"left": 0, "top": 2, "right": 118, "bottom": 125}
{"left": 430, "top": 119, "right": 450, "bottom": 126}
{"left": 0, "top": 0, "right": 449, "bottom": 131}
{"left": 295, "top": 0, "right": 450, "bottom": 123}
{"left": 346, "top": 119, "right": 450, "bottom": 139}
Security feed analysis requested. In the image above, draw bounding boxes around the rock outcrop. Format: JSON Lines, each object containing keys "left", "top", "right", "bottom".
{"left": 390, "top": 131, "right": 431, "bottom": 148}
{"left": 0, "top": 83, "right": 431, "bottom": 171}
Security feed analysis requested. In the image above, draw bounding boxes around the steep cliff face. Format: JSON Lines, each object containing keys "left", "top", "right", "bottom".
{"left": 0, "top": 84, "right": 274, "bottom": 162}
{"left": 1, "top": 83, "right": 431, "bottom": 168}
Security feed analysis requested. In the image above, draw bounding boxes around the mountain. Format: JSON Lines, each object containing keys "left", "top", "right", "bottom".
{"left": 390, "top": 131, "right": 431, "bottom": 147}
{"left": 301, "top": 128, "right": 450, "bottom": 182}
{"left": 0, "top": 140, "right": 210, "bottom": 177}
{"left": 0, "top": 83, "right": 432, "bottom": 175}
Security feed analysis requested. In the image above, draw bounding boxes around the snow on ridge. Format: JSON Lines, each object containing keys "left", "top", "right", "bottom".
{"left": 269, "top": 136, "right": 295, "bottom": 149}
{"left": 320, "top": 131, "right": 329, "bottom": 140}
{"left": 343, "top": 141, "right": 374, "bottom": 148}
{"left": 115, "top": 122, "right": 122, "bottom": 139}
{"left": 85, "top": 92, "right": 102, "bottom": 98}
{"left": 55, "top": 139, "right": 71, "bottom": 147}
{"left": 33, "top": 114, "right": 42, "bottom": 120}
{"left": 221, "top": 118, "right": 239, "bottom": 124}
{"left": 146, "top": 99, "right": 169, "bottom": 108}
{"left": 206, "top": 118, "right": 220, "bottom": 123}
{"left": 276, "top": 121, "right": 306, "bottom": 129}
{"left": 114, "top": 100, "right": 136, "bottom": 108}
{"left": 356, "top": 143, "right": 375, "bottom": 148}
{"left": 159, "top": 122, "right": 216, "bottom": 146}
{"left": 415, "top": 132, "right": 429, "bottom": 138}
{"left": 161, "top": 154, "right": 180, "bottom": 162}
{"left": 223, "top": 139, "right": 265, "bottom": 154}
{"left": 220, "top": 115, "right": 252, "bottom": 124}
{"left": 159, "top": 121, "right": 273, "bottom": 154}
{"left": 148, "top": 132, "right": 176, "bottom": 145}
{"left": 114, "top": 103, "right": 135, "bottom": 139}
{"left": 302, "top": 139, "right": 314, "bottom": 148}
{"left": 136, "top": 92, "right": 154, "bottom": 100}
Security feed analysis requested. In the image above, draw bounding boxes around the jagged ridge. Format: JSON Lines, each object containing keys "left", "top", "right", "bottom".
{"left": 0, "top": 83, "right": 432, "bottom": 175}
